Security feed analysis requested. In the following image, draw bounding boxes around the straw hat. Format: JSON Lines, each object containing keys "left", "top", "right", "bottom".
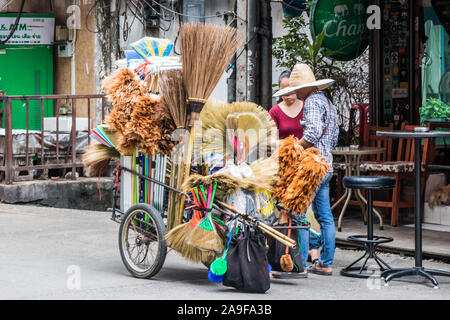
{"left": 273, "top": 64, "right": 335, "bottom": 98}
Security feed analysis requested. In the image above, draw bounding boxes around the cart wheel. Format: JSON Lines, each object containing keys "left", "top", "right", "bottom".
{"left": 119, "top": 204, "right": 167, "bottom": 279}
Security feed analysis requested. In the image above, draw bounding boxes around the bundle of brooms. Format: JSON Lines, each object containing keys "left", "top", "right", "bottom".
{"left": 169, "top": 22, "right": 241, "bottom": 231}
{"left": 272, "top": 135, "right": 330, "bottom": 215}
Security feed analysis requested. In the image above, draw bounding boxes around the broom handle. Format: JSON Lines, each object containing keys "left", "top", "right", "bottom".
{"left": 176, "top": 127, "right": 194, "bottom": 225}
{"left": 215, "top": 200, "right": 296, "bottom": 248}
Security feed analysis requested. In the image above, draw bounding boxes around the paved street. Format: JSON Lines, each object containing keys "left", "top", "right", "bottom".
{"left": 1, "top": 203, "right": 450, "bottom": 300}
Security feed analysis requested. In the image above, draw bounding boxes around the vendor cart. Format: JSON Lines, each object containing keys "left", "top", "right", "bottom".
{"left": 108, "top": 161, "right": 308, "bottom": 280}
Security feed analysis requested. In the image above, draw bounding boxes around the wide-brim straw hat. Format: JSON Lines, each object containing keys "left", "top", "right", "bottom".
{"left": 273, "top": 64, "right": 335, "bottom": 98}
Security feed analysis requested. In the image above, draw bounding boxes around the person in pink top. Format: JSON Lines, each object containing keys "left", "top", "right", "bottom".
{"left": 269, "top": 70, "right": 304, "bottom": 140}
{"left": 269, "top": 71, "right": 311, "bottom": 279}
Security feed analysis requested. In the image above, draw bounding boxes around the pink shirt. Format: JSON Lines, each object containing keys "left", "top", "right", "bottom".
{"left": 269, "top": 104, "right": 304, "bottom": 140}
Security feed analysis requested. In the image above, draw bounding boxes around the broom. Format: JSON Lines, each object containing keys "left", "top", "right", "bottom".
{"left": 176, "top": 22, "right": 240, "bottom": 226}
{"left": 188, "top": 183, "right": 224, "bottom": 253}
{"left": 180, "top": 22, "right": 240, "bottom": 127}
{"left": 165, "top": 188, "right": 205, "bottom": 262}
{"left": 159, "top": 69, "right": 188, "bottom": 130}
{"left": 82, "top": 143, "right": 120, "bottom": 176}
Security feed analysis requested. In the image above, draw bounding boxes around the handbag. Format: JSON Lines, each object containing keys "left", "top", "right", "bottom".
{"left": 267, "top": 211, "right": 304, "bottom": 273}
{"left": 222, "top": 223, "right": 270, "bottom": 293}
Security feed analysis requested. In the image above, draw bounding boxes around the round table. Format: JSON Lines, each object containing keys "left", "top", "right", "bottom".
{"left": 377, "top": 130, "right": 450, "bottom": 288}
{"left": 332, "top": 146, "right": 386, "bottom": 232}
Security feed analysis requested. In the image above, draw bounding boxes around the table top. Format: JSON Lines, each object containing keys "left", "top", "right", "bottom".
{"left": 332, "top": 146, "right": 385, "bottom": 155}
{"left": 376, "top": 130, "right": 450, "bottom": 138}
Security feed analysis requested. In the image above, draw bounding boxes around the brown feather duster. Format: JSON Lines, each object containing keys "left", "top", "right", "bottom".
{"left": 102, "top": 67, "right": 176, "bottom": 156}
{"left": 272, "top": 135, "right": 329, "bottom": 214}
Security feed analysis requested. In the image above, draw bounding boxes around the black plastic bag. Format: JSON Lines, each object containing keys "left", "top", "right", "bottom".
{"left": 222, "top": 224, "right": 270, "bottom": 293}
{"left": 267, "top": 220, "right": 304, "bottom": 273}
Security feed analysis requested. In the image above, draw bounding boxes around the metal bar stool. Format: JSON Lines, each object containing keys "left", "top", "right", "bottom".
{"left": 340, "top": 176, "right": 395, "bottom": 278}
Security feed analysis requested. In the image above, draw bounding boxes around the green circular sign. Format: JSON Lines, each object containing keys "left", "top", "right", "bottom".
{"left": 310, "top": 0, "right": 369, "bottom": 61}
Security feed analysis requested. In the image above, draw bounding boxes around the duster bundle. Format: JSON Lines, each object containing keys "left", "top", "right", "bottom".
{"left": 102, "top": 67, "right": 175, "bottom": 156}
{"left": 272, "top": 135, "right": 330, "bottom": 215}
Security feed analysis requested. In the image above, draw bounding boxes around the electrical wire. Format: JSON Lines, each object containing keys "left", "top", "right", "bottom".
{"left": 0, "top": 0, "right": 26, "bottom": 45}
{"left": 141, "top": 0, "right": 247, "bottom": 23}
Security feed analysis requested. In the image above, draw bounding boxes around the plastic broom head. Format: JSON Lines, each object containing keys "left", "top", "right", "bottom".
{"left": 210, "top": 257, "right": 227, "bottom": 276}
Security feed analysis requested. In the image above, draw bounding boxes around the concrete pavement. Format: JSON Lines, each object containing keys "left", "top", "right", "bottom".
{"left": 1, "top": 203, "right": 450, "bottom": 300}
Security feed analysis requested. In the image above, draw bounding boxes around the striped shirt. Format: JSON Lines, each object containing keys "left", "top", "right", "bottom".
{"left": 300, "top": 91, "right": 339, "bottom": 171}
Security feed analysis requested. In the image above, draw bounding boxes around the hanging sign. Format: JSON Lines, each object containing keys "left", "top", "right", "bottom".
{"left": 0, "top": 14, "right": 55, "bottom": 45}
{"left": 310, "top": 0, "right": 369, "bottom": 61}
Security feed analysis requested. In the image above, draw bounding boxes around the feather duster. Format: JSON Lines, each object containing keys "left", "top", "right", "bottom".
{"left": 101, "top": 67, "right": 176, "bottom": 156}
{"left": 272, "top": 135, "right": 329, "bottom": 214}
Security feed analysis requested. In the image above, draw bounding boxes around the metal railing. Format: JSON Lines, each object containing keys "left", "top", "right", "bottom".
{"left": 0, "top": 94, "right": 107, "bottom": 184}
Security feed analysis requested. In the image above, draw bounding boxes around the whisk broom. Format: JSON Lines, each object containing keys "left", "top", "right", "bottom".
{"left": 188, "top": 183, "right": 224, "bottom": 253}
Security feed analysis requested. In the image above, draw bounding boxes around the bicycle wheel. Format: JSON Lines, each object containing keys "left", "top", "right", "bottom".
{"left": 119, "top": 204, "right": 167, "bottom": 279}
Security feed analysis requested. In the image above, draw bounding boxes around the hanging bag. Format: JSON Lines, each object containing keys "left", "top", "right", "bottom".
{"left": 267, "top": 211, "right": 304, "bottom": 273}
{"left": 222, "top": 223, "right": 270, "bottom": 293}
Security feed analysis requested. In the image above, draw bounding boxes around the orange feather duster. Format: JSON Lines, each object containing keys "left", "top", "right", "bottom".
{"left": 272, "top": 135, "right": 329, "bottom": 214}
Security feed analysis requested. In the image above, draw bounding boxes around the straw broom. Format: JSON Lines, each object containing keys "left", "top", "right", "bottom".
{"left": 180, "top": 23, "right": 240, "bottom": 126}
{"left": 176, "top": 22, "right": 241, "bottom": 227}
{"left": 82, "top": 143, "right": 120, "bottom": 176}
{"left": 188, "top": 183, "right": 224, "bottom": 253}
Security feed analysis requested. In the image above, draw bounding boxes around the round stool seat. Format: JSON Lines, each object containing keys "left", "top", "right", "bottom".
{"left": 343, "top": 176, "right": 396, "bottom": 190}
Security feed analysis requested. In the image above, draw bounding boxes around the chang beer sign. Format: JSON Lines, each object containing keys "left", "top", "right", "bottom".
{"left": 310, "top": 0, "right": 369, "bottom": 61}
{"left": 0, "top": 13, "right": 55, "bottom": 45}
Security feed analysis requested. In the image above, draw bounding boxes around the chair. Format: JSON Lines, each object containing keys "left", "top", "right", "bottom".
{"left": 363, "top": 124, "right": 394, "bottom": 161}
{"left": 334, "top": 124, "right": 394, "bottom": 218}
{"left": 340, "top": 176, "right": 395, "bottom": 278}
{"left": 360, "top": 122, "right": 430, "bottom": 226}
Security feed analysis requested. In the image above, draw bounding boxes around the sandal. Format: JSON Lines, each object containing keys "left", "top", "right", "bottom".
{"left": 272, "top": 272, "right": 308, "bottom": 279}
{"left": 308, "top": 263, "right": 332, "bottom": 276}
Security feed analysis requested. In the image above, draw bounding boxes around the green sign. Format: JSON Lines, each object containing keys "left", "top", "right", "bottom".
{"left": 310, "top": 0, "right": 369, "bottom": 61}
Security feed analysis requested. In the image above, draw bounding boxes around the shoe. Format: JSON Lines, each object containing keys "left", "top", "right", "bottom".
{"left": 308, "top": 262, "right": 332, "bottom": 276}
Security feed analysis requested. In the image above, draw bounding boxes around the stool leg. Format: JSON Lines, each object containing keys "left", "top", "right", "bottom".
{"left": 367, "top": 189, "right": 373, "bottom": 241}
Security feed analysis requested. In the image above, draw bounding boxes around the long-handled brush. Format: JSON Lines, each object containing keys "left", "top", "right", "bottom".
{"left": 180, "top": 22, "right": 240, "bottom": 126}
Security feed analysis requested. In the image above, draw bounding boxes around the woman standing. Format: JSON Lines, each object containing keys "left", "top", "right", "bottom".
{"left": 269, "top": 71, "right": 310, "bottom": 279}
{"left": 269, "top": 71, "right": 304, "bottom": 140}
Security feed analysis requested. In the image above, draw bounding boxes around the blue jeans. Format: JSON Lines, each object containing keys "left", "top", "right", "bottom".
{"left": 299, "top": 172, "right": 335, "bottom": 269}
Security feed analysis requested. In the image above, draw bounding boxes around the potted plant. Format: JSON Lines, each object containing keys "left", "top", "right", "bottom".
{"left": 419, "top": 98, "right": 450, "bottom": 124}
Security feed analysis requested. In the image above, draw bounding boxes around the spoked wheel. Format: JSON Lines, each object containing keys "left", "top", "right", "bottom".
{"left": 119, "top": 204, "right": 167, "bottom": 279}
